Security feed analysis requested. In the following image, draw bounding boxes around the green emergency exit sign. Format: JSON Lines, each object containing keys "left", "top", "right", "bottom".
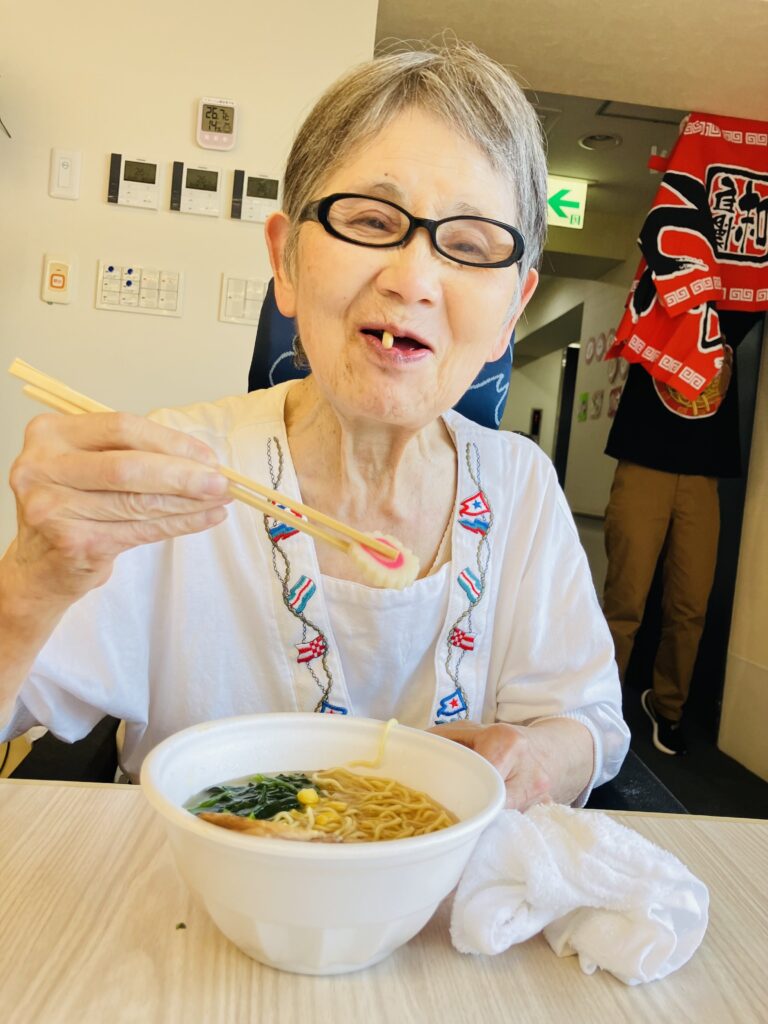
{"left": 547, "top": 176, "right": 588, "bottom": 229}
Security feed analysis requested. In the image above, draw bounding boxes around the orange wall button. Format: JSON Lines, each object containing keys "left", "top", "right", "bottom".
{"left": 41, "top": 256, "right": 74, "bottom": 304}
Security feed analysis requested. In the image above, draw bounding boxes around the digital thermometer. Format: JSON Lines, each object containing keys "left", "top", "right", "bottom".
{"left": 197, "top": 97, "right": 237, "bottom": 151}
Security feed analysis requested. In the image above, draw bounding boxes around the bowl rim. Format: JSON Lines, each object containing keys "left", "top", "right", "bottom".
{"left": 140, "top": 713, "right": 506, "bottom": 859}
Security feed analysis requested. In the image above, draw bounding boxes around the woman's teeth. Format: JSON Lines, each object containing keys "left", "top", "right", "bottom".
{"left": 367, "top": 328, "right": 425, "bottom": 353}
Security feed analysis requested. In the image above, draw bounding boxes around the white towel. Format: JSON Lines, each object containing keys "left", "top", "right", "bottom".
{"left": 451, "top": 804, "right": 709, "bottom": 985}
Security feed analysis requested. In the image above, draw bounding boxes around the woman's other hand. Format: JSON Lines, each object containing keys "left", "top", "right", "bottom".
{"left": 8, "top": 411, "right": 230, "bottom": 603}
{"left": 429, "top": 718, "right": 594, "bottom": 811}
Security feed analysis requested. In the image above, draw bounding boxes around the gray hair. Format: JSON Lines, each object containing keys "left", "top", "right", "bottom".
{"left": 281, "top": 40, "right": 548, "bottom": 292}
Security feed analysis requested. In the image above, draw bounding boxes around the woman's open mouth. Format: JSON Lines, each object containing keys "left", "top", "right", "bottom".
{"left": 361, "top": 328, "right": 432, "bottom": 358}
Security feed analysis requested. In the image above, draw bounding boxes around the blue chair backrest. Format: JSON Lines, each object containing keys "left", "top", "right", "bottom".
{"left": 248, "top": 279, "right": 512, "bottom": 429}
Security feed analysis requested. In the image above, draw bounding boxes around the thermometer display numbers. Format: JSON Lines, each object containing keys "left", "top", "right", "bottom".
{"left": 201, "top": 103, "right": 234, "bottom": 135}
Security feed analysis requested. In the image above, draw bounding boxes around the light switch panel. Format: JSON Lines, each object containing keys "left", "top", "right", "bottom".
{"left": 95, "top": 261, "right": 183, "bottom": 317}
{"left": 49, "top": 149, "right": 81, "bottom": 200}
{"left": 219, "top": 275, "right": 264, "bottom": 325}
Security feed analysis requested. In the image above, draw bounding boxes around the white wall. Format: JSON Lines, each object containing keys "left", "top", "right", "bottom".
{"left": 564, "top": 279, "right": 630, "bottom": 518}
{"left": 0, "top": 0, "right": 378, "bottom": 547}
{"left": 516, "top": 275, "right": 630, "bottom": 516}
{"left": 501, "top": 348, "right": 564, "bottom": 458}
{"left": 718, "top": 318, "right": 768, "bottom": 782}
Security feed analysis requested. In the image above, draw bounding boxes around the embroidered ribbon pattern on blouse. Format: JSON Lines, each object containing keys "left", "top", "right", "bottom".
{"left": 436, "top": 442, "right": 494, "bottom": 723}
{"left": 264, "top": 436, "right": 343, "bottom": 713}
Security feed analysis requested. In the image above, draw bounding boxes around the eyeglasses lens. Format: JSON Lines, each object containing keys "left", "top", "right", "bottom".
{"left": 326, "top": 196, "right": 516, "bottom": 266}
{"left": 327, "top": 196, "right": 408, "bottom": 244}
{"left": 435, "top": 220, "right": 516, "bottom": 266}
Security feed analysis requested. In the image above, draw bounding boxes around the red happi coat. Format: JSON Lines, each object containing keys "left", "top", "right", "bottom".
{"left": 607, "top": 112, "right": 768, "bottom": 399}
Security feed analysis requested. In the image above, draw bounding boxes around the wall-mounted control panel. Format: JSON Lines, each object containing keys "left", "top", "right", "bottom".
{"left": 96, "top": 261, "right": 183, "bottom": 317}
{"left": 231, "top": 171, "right": 280, "bottom": 222}
{"left": 108, "top": 154, "right": 161, "bottom": 210}
{"left": 219, "top": 275, "right": 265, "bottom": 325}
{"left": 197, "top": 97, "right": 238, "bottom": 151}
{"left": 170, "top": 161, "right": 222, "bottom": 216}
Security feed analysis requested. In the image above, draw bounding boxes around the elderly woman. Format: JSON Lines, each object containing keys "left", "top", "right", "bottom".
{"left": 0, "top": 43, "right": 628, "bottom": 807}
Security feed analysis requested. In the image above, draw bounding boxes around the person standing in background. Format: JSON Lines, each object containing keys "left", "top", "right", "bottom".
{"left": 602, "top": 311, "right": 761, "bottom": 755}
{"left": 602, "top": 110, "right": 768, "bottom": 756}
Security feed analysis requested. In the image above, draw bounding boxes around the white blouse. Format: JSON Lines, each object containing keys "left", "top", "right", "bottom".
{"left": 324, "top": 564, "right": 451, "bottom": 725}
{"left": 2, "top": 382, "right": 629, "bottom": 798}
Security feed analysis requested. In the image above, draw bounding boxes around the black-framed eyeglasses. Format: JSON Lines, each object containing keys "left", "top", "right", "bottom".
{"left": 299, "top": 192, "right": 525, "bottom": 269}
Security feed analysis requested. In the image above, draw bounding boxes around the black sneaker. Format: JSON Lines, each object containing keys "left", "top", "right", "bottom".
{"left": 641, "top": 689, "right": 688, "bottom": 756}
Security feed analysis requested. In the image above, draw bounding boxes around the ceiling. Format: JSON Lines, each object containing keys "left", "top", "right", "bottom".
{"left": 526, "top": 90, "right": 685, "bottom": 218}
{"left": 525, "top": 89, "right": 684, "bottom": 279}
{"left": 375, "top": 0, "right": 768, "bottom": 282}
{"left": 375, "top": 0, "right": 768, "bottom": 120}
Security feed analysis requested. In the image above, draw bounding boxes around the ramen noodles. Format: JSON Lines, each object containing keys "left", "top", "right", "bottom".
{"left": 185, "top": 720, "right": 458, "bottom": 843}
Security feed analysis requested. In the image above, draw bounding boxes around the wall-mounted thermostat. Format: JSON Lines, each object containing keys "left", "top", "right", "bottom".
{"left": 170, "top": 161, "right": 222, "bottom": 217}
{"left": 107, "top": 154, "right": 161, "bottom": 210}
{"left": 231, "top": 171, "right": 280, "bottom": 222}
{"left": 197, "top": 97, "right": 237, "bottom": 151}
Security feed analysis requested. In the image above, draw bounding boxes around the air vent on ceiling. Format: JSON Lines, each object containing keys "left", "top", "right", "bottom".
{"left": 531, "top": 104, "right": 562, "bottom": 136}
{"left": 578, "top": 132, "right": 622, "bottom": 151}
{"left": 595, "top": 100, "right": 686, "bottom": 125}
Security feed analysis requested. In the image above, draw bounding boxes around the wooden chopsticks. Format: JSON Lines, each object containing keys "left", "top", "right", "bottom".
{"left": 8, "top": 359, "right": 399, "bottom": 560}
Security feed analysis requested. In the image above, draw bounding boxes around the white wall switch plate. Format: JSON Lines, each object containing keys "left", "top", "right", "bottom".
{"left": 219, "top": 274, "right": 264, "bottom": 325}
{"left": 41, "top": 255, "right": 74, "bottom": 304}
{"left": 49, "top": 149, "right": 81, "bottom": 200}
{"left": 95, "top": 261, "right": 183, "bottom": 317}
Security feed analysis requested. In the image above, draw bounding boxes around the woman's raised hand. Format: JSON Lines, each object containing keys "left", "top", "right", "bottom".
{"left": 8, "top": 411, "right": 230, "bottom": 602}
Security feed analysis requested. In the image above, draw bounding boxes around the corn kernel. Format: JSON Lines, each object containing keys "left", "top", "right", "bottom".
{"left": 297, "top": 788, "right": 319, "bottom": 806}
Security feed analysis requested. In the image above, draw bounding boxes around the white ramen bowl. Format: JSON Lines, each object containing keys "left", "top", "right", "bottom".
{"left": 141, "top": 713, "right": 505, "bottom": 975}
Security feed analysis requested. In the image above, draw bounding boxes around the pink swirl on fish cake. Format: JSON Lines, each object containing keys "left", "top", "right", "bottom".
{"left": 362, "top": 537, "right": 405, "bottom": 569}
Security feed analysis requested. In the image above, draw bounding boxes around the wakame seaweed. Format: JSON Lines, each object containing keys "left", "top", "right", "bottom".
{"left": 188, "top": 772, "right": 314, "bottom": 819}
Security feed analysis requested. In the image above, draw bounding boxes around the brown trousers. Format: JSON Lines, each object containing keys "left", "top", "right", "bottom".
{"left": 603, "top": 461, "right": 720, "bottom": 722}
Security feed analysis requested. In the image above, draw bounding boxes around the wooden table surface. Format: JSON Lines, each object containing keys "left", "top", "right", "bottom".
{"left": 1, "top": 779, "right": 766, "bottom": 1024}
